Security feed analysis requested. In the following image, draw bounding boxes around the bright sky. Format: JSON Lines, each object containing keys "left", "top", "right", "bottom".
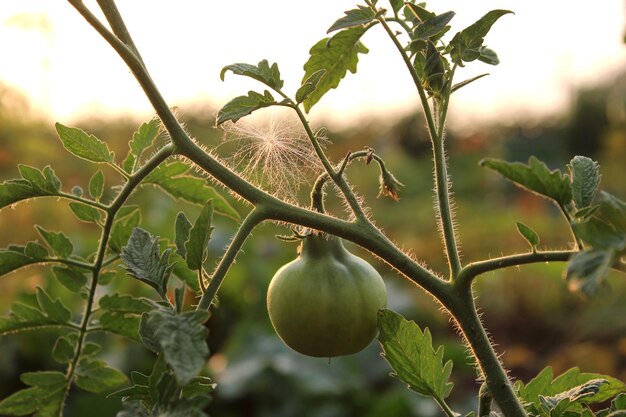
{"left": 0, "top": 1, "right": 624, "bottom": 127}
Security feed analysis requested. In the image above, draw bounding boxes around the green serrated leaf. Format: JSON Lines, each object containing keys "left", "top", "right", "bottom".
{"left": 412, "top": 11, "right": 455, "bottom": 41}
{"left": 516, "top": 222, "right": 540, "bottom": 249}
{"left": 327, "top": 5, "right": 377, "bottom": 33}
{"left": 52, "top": 266, "right": 88, "bottom": 292}
{"left": 175, "top": 212, "right": 192, "bottom": 258}
{"left": 296, "top": 69, "right": 326, "bottom": 104}
{"left": 25, "top": 241, "right": 49, "bottom": 260}
{"left": 0, "top": 249, "right": 40, "bottom": 276}
{"left": 573, "top": 218, "right": 626, "bottom": 252}
{"left": 75, "top": 358, "right": 129, "bottom": 394}
{"left": 35, "top": 226, "right": 73, "bottom": 258}
{"left": 517, "top": 367, "right": 626, "bottom": 416}
{"left": 130, "top": 118, "right": 160, "bottom": 158}
{"left": 405, "top": 3, "right": 434, "bottom": 21}
{"left": 185, "top": 201, "right": 214, "bottom": 270}
{"left": 69, "top": 202, "right": 102, "bottom": 223}
{"left": 52, "top": 336, "right": 75, "bottom": 364}
{"left": 55, "top": 122, "right": 114, "bottom": 163}
{"left": 302, "top": 26, "right": 370, "bottom": 112}
{"left": 100, "top": 311, "right": 142, "bottom": 342}
{"left": 216, "top": 90, "right": 277, "bottom": 125}
{"left": 171, "top": 254, "right": 200, "bottom": 293}
{"left": 569, "top": 156, "right": 601, "bottom": 209}
{"left": 144, "top": 162, "right": 239, "bottom": 220}
{"left": 481, "top": 156, "right": 573, "bottom": 207}
{"left": 377, "top": 309, "right": 453, "bottom": 401}
{"left": 99, "top": 294, "right": 152, "bottom": 314}
{"left": 182, "top": 376, "right": 216, "bottom": 399}
{"left": 120, "top": 228, "right": 175, "bottom": 297}
{"left": 566, "top": 249, "right": 615, "bottom": 296}
{"left": 450, "top": 10, "right": 512, "bottom": 66}
{"left": 109, "top": 208, "right": 142, "bottom": 253}
{"left": 36, "top": 287, "right": 71, "bottom": 324}
{"left": 139, "top": 308, "right": 210, "bottom": 385}
{"left": 0, "top": 166, "right": 62, "bottom": 209}
{"left": 476, "top": 47, "right": 500, "bottom": 65}
{"left": 0, "top": 371, "right": 66, "bottom": 416}
{"left": 220, "top": 59, "right": 284, "bottom": 91}
{"left": 596, "top": 192, "right": 626, "bottom": 234}
{"left": 88, "top": 170, "right": 105, "bottom": 202}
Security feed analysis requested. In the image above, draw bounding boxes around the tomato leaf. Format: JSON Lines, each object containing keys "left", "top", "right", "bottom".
{"left": 295, "top": 69, "right": 326, "bottom": 104}
{"left": 327, "top": 5, "right": 378, "bottom": 33}
{"left": 184, "top": 201, "right": 214, "bottom": 271}
{"left": 412, "top": 11, "right": 455, "bottom": 41}
{"left": 74, "top": 358, "right": 129, "bottom": 394}
{"left": 516, "top": 367, "right": 626, "bottom": 416}
{"left": 130, "top": 118, "right": 160, "bottom": 159}
{"left": 377, "top": 309, "right": 453, "bottom": 402}
{"left": 99, "top": 311, "right": 142, "bottom": 342}
{"left": 216, "top": 90, "right": 277, "bottom": 125}
{"left": 565, "top": 249, "right": 616, "bottom": 296}
{"left": 139, "top": 308, "right": 210, "bottom": 385}
{"left": 88, "top": 170, "right": 105, "bottom": 202}
{"left": 69, "top": 202, "right": 103, "bottom": 223}
{"left": 144, "top": 162, "right": 239, "bottom": 221}
{"left": 0, "top": 165, "right": 62, "bottom": 209}
{"left": 516, "top": 222, "right": 540, "bottom": 250}
{"left": 302, "top": 26, "right": 370, "bottom": 112}
{"left": 449, "top": 9, "right": 512, "bottom": 66}
{"left": 480, "top": 156, "right": 573, "bottom": 207}
{"left": 120, "top": 228, "right": 175, "bottom": 298}
{"left": 0, "top": 371, "right": 66, "bottom": 417}
{"left": 52, "top": 266, "right": 87, "bottom": 292}
{"left": 52, "top": 336, "right": 75, "bottom": 364}
{"left": 0, "top": 289, "right": 77, "bottom": 335}
{"left": 35, "top": 226, "right": 74, "bottom": 258}
{"left": 55, "top": 122, "right": 115, "bottom": 163}
{"left": 569, "top": 156, "right": 601, "bottom": 210}
{"left": 174, "top": 212, "right": 192, "bottom": 258}
{"left": 220, "top": 59, "right": 284, "bottom": 91}
{"left": 109, "top": 208, "right": 142, "bottom": 253}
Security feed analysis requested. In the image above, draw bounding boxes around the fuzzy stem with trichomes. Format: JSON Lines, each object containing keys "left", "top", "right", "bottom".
{"left": 374, "top": 10, "right": 462, "bottom": 279}
{"left": 59, "top": 143, "right": 174, "bottom": 416}
{"left": 196, "top": 207, "right": 268, "bottom": 310}
{"left": 309, "top": 149, "right": 398, "bottom": 213}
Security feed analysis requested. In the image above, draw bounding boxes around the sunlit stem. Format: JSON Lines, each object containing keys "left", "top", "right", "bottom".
{"left": 376, "top": 13, "right": 462, "bottom": 279}
{"left": 290, "top": 103, "right": 368, "bottom": 221}
{"left": 196, "top": 207, "right": 268, "bottom": 311}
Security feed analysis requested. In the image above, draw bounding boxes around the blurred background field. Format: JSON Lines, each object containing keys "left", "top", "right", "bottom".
{"left": 1, "top": 65, "right": 625, "bottom": 416}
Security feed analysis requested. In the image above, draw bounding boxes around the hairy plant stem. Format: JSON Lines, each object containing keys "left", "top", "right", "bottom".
{"left": 59, "top": 144, "right": 174, "bottom": 416}
{"left": 196, "top": 207, "right": 268, "bottom": 310}
{"left": 448, "top": 288, "right": 528, "bottom": 417}
{"left": 291, "top": 103, "right": 368, "bottom": 220}
{"left": 375, "top": 15, "right": 462, "bottom": 278}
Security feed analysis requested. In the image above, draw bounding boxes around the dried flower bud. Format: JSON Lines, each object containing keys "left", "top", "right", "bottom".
{"left": 378, "top": 169, "right": 403, "bottom": 201}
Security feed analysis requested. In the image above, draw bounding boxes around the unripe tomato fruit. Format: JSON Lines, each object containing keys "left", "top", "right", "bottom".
{"left": 267, "top": 234, "right": 387, "bottom": 357}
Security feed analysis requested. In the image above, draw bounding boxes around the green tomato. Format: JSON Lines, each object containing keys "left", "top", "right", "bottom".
{"left": 267, "top": 234, "right": 387, "bottom": 358}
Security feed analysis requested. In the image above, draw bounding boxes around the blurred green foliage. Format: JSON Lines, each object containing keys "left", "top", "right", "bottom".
{"left": 0, "top": 69, "right": 625, "bottom": 416}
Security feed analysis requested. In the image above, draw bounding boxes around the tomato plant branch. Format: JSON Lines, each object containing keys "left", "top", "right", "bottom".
{"left": 59, "top": 144, "right": 174, "bottom": 415}
{"left": 456, "top": 250, "right": 574, "bottom": 290}
{"left": 448, "top": 290, "right": 528, "bottom": 417}
{"left": 376, "top": 13, "right": 462, "bottom": 279}
{"left": 58, "top": 191, "right": 109, "bottom": 211}
{"left": 42, "top": 258, "right": 95, "bottom": 271}
{"left": 291, "top": 103, "right": 368, "bottom": 220}
{"left": 196, "top": 207, "right": 269, "bottom": 311}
